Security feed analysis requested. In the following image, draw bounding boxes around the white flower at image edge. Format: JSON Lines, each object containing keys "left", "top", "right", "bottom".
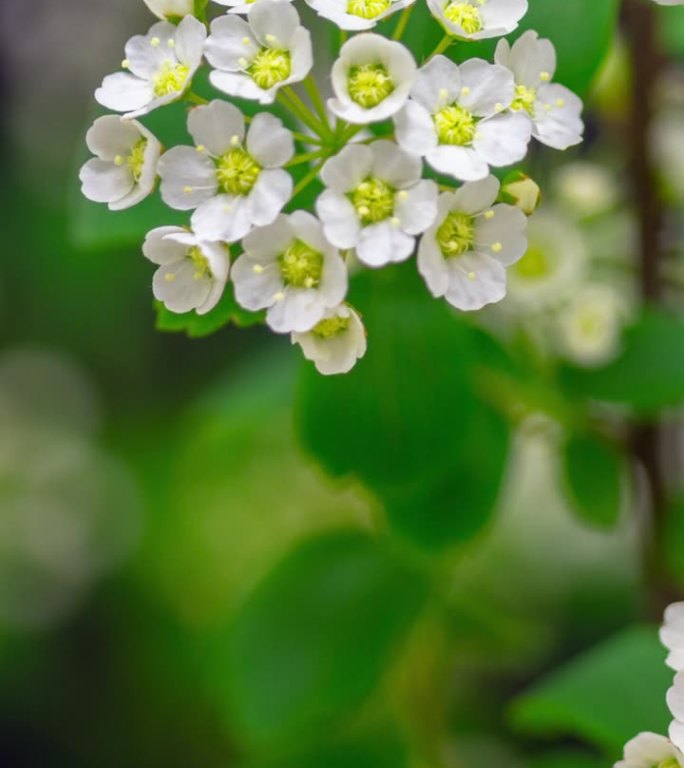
{"left": 95, "top": 16, "right": 206, "bottom": 118}
{"left": 305, "top": 0, "right": 415, "bottom": 32}
{"left": 662, "top": 603, "right": 684, "bottom": 672}
{"left": 158, "top": 99, "right": 294, "bottom": 242}
{"left": 231, "top": 212, "right": 348, "bottom": 333}
{"left": 205, "top": 1, "right": 313, "bottom": 104}
{"left": 143, "top": 226, "right": 231, "bottom": 315}
{"left": 328, "top": 33, "right": 417, "bottom": 124}
{"left": 427, "top": 0, "right": 528, "bottom": 41}
{"left": 316, "top": 140, "right": 438, "bottom": 267}
{"left": 495, "top": 30, "right": 584, "bottom": 151}
{"left": 142, "top": 0, "right": 194, "bottom": 19}
{"left": 394, "top": 55, "right": 531, "bottom": 182}
{"left": 418, "top": 175, "right": 527, "bottom": 311}
{"left": 669, "top": 672, "right": 684, "bottom": 754}
{"left": 80, "top": 115, "right": 161, "bottom": 210}
{"left": 213, "top": 0, "right": 295, "bottom": 14}
{"left": 614, "top": 732, "right": 684, "bottom": 768}
{"left": 292, "top": 304, "right": 367, "bottom": 375}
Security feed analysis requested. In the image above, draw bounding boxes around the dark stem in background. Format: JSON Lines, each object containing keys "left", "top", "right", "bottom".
{"left": 623, "top": 0, "right": 669, "bottom": 614}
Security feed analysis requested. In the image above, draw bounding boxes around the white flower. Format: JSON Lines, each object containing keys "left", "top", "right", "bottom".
{"left": 614, "top": 733, "right": 684, "bottom": 768}
{"left": 427, "top": 0, "right": 528, "bottom": 40}
{"left": 506, "top": 208, "right": 587, "bottom": 311}
{"left": 292, "top": 304, "right": 367, "bottom": 374}
{"left": 95, "top": 16, "right": 206, "bottom": 118}
{"left": 304, "top": 0, "right": 415, "bottom": 31}
{"left": 328, "top": 33, "right": 417, "bottom": 124}
{"left": 662, "top": 603, "right": 684, "bottom": 672}
{"left": 143, "top": 226, "right": 231, "bottom": 315}
{"left": 652, "top": 0, "right": 684, "bottom": 5}
{"left": 80, "top": 115, "right": 161, "bottom": 210}
{"left": 394, "top": 55, "right": 531, "bottom": 182}
{"left": 553, "top": 161, "right": 619, "bottom": 217}
{"left": 669, "top": 674, "right": 684, "bottom": 755}
{"left": 213, "top": 0, "right": 295, "bottom": 13}
{"left": 157, "top": 99, "right": 294, "bottom": 241}
{"left": 231, "top": 212, "right": 348, "bottom": 333}
{"left": 316, "top": 140, "right": 438, "bottom": 267}
{"left": 143, "top": 0, "right": 194, "bottom": 19}
{"left": 495, "top": 31, "right": 583, "bottom": 151}
{"left": 418, "top": 175, "right": 527, "bottom": 311}
{"left": 557, "top": 284, "right": 626, "bottom": 367}
{"left": 205, "top": 1, "right": 313, "bottom": 104}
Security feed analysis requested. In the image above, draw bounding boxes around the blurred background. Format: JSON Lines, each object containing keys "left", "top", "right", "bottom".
{"left": 2, "top": 0, "right": 684, "bottom": 766}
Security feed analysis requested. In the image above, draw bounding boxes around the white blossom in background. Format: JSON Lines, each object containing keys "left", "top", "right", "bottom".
{"left": 418, "top": 175, "right": 527, "bottom": 311}
{"left": 231, "top": 211, "right": 348, "bottom": 333}
{"left": 316, "top": 140, "right": 438, "bottom": 267}
{"left": 427, "top": 0, "right": 528, "bottom": 40}
{"left": 143, "top": 226, "right": 231, "bottom": 314}
{"left": 652, "top": 0, "right": 684, "bottom": 5}
{"left": 394, "top": 55, "right": 531, "bottom": 182}
{"left": 157, "top": 100, "right": 294, "bottom": 241}
{"left": 142, "top": 0, "right": 194, "bottom": 19}
{"left": 328, "top": 33, "right": 417, "bottom": 124}
{"left": 305, "top": 0, "right": 415, "bottom": 31}
{"left": 553, "top": 161, "right": 619, "bottom": 218}
{"left": 495, "top": 31, "right": 584, "bottom": 150}
{"left": 669, "top": 674, "right": 684, "bottom": 756}
{"left": 292, "top": 304, "right": 367, "bottom": 374}
{"left": 557, "top": 284, "right": 625, "bottom": 367}
{"left": 95, "top": 16, "right": 206, "bottom": 117}
{"left": 614, "top": 733, "right": 684, "bottom": 768}
{"left": 205, "top": 1, "right": 313, "bottom": 104}
{"left": 662, "top": 603, "right": 684, "bottom": 672}
{"left": 80, "top": 115, "right": 161, "bottom": 210}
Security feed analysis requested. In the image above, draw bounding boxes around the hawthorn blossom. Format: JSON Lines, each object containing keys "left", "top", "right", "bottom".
{"left": 80, "top": 115, "right": 161, "bottom": 210}
{"left": 213, "top": 0, "right": 295, "bottom": 13}
{"left": 427, "top": 0, "right": 528, "bottom": 40}
{"left": 95, "top": 16, "right": 206, "bottom": 117}
{"left": 305, "top": 0, "right": 415, "bottom": 31}
{"left": 231, "top": 212, "right": 348, "bottom": 333}
{"left": 614, "top": 733, "right": 684, "bottom": 768}
{"left": 205, "top": 1, "right": 313, "bottom": 104}
{"left": 292, "top": 304, "right": 367, "bottom": 375}
{"left": 157, "top": 99, "right": 294, "bottom": 241}
{"left": 142, "top": 0, "right": 194, "bottom": 19}
{"left": 418, "top": 175, "right": 527, "bottom": 311}
{"left": 395, "top": 55, "right": 531, "bottom": 182}
{"left": 316, "top": 140, "right": 438, "bottom": 267}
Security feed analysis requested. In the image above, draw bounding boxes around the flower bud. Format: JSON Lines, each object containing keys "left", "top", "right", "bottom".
{"left": 500, "top": 171, "right": 541, "bottom": 216}
{"left": 143, "top": 0, "right": 195, "bottom": 20}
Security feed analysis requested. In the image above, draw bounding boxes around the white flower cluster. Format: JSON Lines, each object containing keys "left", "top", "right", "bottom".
{"left": 616, "top": 602, "right": 684, "bottom": 767}
{"left": 80, "top": 0, "right": 584, "bottom": 375}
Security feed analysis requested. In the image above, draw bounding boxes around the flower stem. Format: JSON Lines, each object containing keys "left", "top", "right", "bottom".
{"left": 392, "top": 5, "right": 414, "bottom": 41}
{"left": 278, "top": 90, "right": 329, "bottom": 141}
{"left": 429, "top": 34, "right": 453, "bottom": 60}
{"left": 285, "top": 150, "right": 328, "bottom": 168}
{"left": 284, "top": 86, "right": 335, "bottom": 141}
{"left": 185, "top": 91, "right": 209, "bottom": 106}
{"left": 292, "top": 160, "right": 325, "bottom": 198}
{"left": 303, "top": 75, "right": 331, "bottom": 132}
{"left": 291, "top": 131, "right": 325, "bottom": 146}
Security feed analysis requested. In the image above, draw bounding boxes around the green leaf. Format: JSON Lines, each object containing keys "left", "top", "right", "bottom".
{"left": 561, "top": 434, "right": 624, "bottom": 528}
{"left": 296, "top": 264, "right": 511, "bottom": 551}
{"left": 154, "top": 284, "right": 264, "bottom": 337}
{"left": 561, "top": 311, "right": 684, "bottom": 415}
{"left": 227, "top": 530, "right": 427, "bottom": 748}
{"left": 509, "top": 625, "right": 672, "bottom": 755}
{"left": 528, "top": 753, "right": 605, "bottom": 768}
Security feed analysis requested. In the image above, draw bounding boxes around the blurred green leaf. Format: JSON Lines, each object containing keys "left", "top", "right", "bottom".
{"left": 227, "top": 530, "right": 427, "bottom": 748}
{"left": 296, "top": 264, "right": 511, "bottom": 551}
{"left": 509, "top": 625, "right": 671, "bottom": 754}
{"left": 658, "top": 6, "right": 684, "bottom": 57}
{"left": 154, "top": 285, "right": 264, "bottom": 338}
{"left": 528, "top": 753, "right": 605, "bottom": 768}
{"left": 561, "top": 311, "right": 684, "bottom": 415}
{"left": 562, "top": 434, "right": 624, "bottom": 528}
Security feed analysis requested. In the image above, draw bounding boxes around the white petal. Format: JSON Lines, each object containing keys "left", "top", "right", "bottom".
{"left": 395, "top": 180, "right": 438, "bottom": 235}
{"left": 394, "top": 101, "right": 438, "bottom": 157}
{"left": 191, "top": 194, "right": 252, "bottom": 241}
{"left": 293, "top": 305, "right": 367, "bottom": 375}
{"left": 459, "top": 59, "right": 515, "bottom": 116}
{"left": 316, "top": 190, "right": 361, "bottom": 249}
{"left": 95, "top": 73, "right": 154, "bottom": 113}
{"left": 209, "top": 70, "right": 275, "bottom": 103}
{"left": 174, "top": 15, "right": 207, "bottom": 69}
{"left": 533, "top": 84, "right": 584, "bottom": 151}
{"left": 474, "top": 204, "right": 527, "bottom": 265}
{"left": 473, "top": 112, "right": 532, "bottom": 167}
{"left": 427, "top": 145, "right": 489, "bottom": 182}
{"left": 411, "top": 55, "right": 462, "bottom": 113}
{"left": 246, "top": 168, "right": 292, "bottom": 226}
{"left": 447, "top": 175, "right": 500, "bottom": 215}
{"left": 418, "top": 231, "right": 450, "bottom": 298}
{"left": 85, "top": 115, "right": 141, "bottom": 160}
{"left": 143, "top": 226, "right": 188, "bottom": 265}
{"left": 205, "top": 15, "right": 258, "bottom": 71}
{"left": 496, "top": 30, "right": 557, "bottom": 86}
{"left": 154, "top": 260, "right": 212, "bottom": 314}
{"left": 369, "top": 139, "right": 421, "bottom": 188}
{"left": 267, "top": 289, "right": 327, "bottom": 333}
{"left": 79, "top": 159, "right": 133, "bottom": 204}
{"left": 443, "top": 252, "right": 507, "bottom": 311}
{"left": 232, "top": 252, "right": 284, "bottom": 310}
{"left": 356, "top": 220, "right": 414, "bottom": 267}
{"left": 187, "top": 100, "right": 245, "bottom": 157}
{"left": 243, "top": 214, "right": 294, "bottom": 261}
{"left": 247, "top": 113, "right": 294, "bottom": 168}
{"left": 158, "top": 146, "right": 218, "bottom": 210}
{"left": 321, "top": 144, "right": 373, "bottom": 193}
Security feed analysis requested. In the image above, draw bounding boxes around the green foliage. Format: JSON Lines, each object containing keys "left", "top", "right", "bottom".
{"left": 297, "top": 264, "right": 511, "bottom": 551}
{"left": 562, "top": 310, "right": 684, "bottom": 415}
{"left": 561, "top": 433, "right": 624, "bottom": 528}
{"left": 226, "top": 530, "right": 427, "bottom": 748}
{"left": 154, "top": 285, "right": 264, "bottom": 338}
{"left": 509, "top": 625, "right": 672, "bottom": 755}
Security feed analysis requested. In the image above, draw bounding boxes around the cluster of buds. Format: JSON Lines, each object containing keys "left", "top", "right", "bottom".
{"left": 80, "top": 0, "right": 584, "bottom": 374}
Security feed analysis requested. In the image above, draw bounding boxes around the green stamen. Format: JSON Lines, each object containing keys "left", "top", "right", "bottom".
{"left": 437, "top": 211, "right": 475, "bottom": 257}
{"left": 346, "top": 0, "right": 391, "bottom": 19}
{"left": 249, "top": 48, "right": 292, "bottom": 90}
{"left": 127, "top": 138, "right": 147, "bottom": 182}
{"left": 512, "top": 84, "right": 537, "bottom": 115}
{"left": 279, "top": 240, "right": 324, "bottom": 288}
{"left": 313, "top": 315, "right": 350, "bottom": 338}
{"left": 153, "top": 60, "right": 190, "bottom": 97}
{"left": 434, "top": 104, "right": 476, "bottom": 145}
{"left": 351, "top": 178, "right": 395, "bottom": 224}
{"left": 189, "top": 246, "right": 212, "bottom": 281}
{"left": 347, "top": 63, "right": 394, "bottom": 109}
{"left": 443, "top": 2, "right": 483, "bottom": 34}
{"left": 216, "top": 147, "right": 261, "bottom": 196}
{"left": 513, "top": 246, "right": 551, "bottom": 280}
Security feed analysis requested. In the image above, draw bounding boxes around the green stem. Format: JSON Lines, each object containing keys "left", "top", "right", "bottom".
{"left": 392, "top": 5, "right": 414, "bottom": 41}
{"left": 339, "top": 29, "right": 348, "bottom": 50}
{"left": 303, "top": 75, "right": 331, "bottom": 132}
{"left": 291, "top": 131, "right": 325, "bottom": 146}
{"left": 185, "top": 91, "right": 209, "bottom": 106}
{"left": 285, "top": 150, "right": 328, "bottom": 168}
{"left": 278, "top": 91, "right": 328, "bottom": 140}
{"left": 429, "top": 34, "right": 453, "bottom": 59}
{"left": 292, "top": 160, "right": 325, "bottom": 197}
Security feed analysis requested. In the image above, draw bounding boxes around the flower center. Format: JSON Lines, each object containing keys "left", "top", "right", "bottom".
{"left": 347, "top": 63, "right": 394, "bottom": 109}
{"left": 189, "top": 246, "right": 212, "bottom": 281}
{"left": 126, "top": 138, "right": 147, "bottom": 182}
{"left": 443, "top": 2, "right": 483, "bottom": 34}
{"left": 351, "top": 178, "right": 395, "bottom": 224}
{"left": 512, "top": 84, "right": 537, "bottom": 115}
{"left": 313, "top": 315, "right": 351, "bottom": 338}
{"left": 437, "top": 211, "right": 475, "bottom": 257}
{"left": 279, "top": 240, "right": 324, "bottom": 289}
{"left": 346, "top": 0, "right": 391, "bottom": 19}
{"left": 216, "top": 147, "right": 262, "bottom": 196}
{"left": 656, "top": 760, "right": 680, "bottom": 768}
{"left": 434, "top": 104, "right": 476, "bottom": 146}
{"left": 153, "top": 60, "right": 190, "bottom": 97}
{"left": 249, "top": 48, "right": 292, "bottom": 90}
{"left": 513, "top": 246, "right": 551, "bottom": 280}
